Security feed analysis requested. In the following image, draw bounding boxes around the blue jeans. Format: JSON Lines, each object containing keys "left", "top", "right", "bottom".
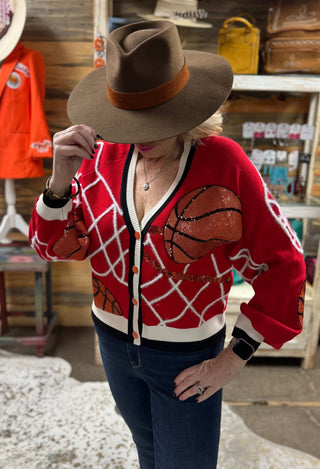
{"left": 94, "top": 320, "right": 224, "bottom": 469}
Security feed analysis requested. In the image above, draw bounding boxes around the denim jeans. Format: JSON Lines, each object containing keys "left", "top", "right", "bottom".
{"left": 94, "top": 320, "right": 224, "bottom": 469}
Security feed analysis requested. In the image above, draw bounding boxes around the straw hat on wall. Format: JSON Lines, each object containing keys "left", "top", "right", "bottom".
{"left": 0, "top": 0, "right": 27, "bottom": 61}
{"left": 139, "top": 0, "right": 212, "bottom": 28}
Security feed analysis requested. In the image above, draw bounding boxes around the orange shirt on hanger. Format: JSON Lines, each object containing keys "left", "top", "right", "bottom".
{"left": 0, "top": 42, "right": 52, "bottom": 179}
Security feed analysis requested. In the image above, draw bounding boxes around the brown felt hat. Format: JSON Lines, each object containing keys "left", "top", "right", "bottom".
{"left": 67, "top": 20, "right": 233, "bottom": 144}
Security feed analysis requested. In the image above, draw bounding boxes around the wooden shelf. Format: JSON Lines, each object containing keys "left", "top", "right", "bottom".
{"left": 233, "top": 75, "right": 320, "bottom": 93}
{"left": 281, "top": 201, "right": 320, "bottom": 219}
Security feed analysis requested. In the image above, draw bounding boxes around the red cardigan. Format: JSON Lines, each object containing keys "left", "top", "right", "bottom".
{"left": 29, "top": 136, "right": 306, "bottom": 352}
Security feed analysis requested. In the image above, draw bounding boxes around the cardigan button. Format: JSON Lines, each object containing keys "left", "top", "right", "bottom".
{"left": 132, "top": 265, "right": 139, "bottom": 274}
{"left": 135, "top": 231, "right": 140, "bottom": 240}
{"left": 132, "top": 298, "right": 138, "bottom": 306}
{"left": 132, "top": 331, "right": 139, "bottom": 340}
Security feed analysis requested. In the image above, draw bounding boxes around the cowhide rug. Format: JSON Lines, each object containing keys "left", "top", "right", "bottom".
{"left": 0, "top": 350, "right": 319, "bottom": 469}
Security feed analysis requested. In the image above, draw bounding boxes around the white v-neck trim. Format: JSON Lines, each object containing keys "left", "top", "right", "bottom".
{"left": 126, "top": 142, "right": 191, "bottom": 232}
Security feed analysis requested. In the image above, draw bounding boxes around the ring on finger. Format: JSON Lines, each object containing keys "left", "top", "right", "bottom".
{"left": 196, "top": 381, "right": 207, "bottom": 395}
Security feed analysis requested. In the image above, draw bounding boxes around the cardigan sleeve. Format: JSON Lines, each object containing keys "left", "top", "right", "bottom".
{"left": 227, "top": 141, "right": 306, "bottom": 350}
{"left": 29, "top": 180, "right": 89, "bottom": 262}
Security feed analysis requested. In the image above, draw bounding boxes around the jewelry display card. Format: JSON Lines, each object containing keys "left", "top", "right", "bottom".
{"left": 242, "top": 121, "right": 314, "bottom": 201}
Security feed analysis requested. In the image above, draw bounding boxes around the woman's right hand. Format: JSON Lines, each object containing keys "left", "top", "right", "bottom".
{"left": 49, "top": 124, "right": 98, "bottom": 196}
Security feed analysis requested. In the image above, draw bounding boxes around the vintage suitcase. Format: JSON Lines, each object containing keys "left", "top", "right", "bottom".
{"left": 217, "top": 16, "right": 260, "bottom": 74}
{"left": 264, "top": 1, "right": 320, "bottom": 74}
{"left": 267, "top": 1, "right": 320, "bottom": 35}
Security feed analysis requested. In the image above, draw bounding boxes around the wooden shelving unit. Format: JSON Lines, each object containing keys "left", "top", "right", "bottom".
{"left": 226, "top": 75, "right": 320, "bottom": 369}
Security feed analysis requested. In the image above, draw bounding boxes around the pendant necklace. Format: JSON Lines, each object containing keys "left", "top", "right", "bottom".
{"left": 141, "top": 143, "right": 181, "bottom": 191}
{"left": 142, "top": 157, "right": 164, "bottom": 191}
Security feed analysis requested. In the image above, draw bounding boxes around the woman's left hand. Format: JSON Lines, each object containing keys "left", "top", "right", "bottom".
{"left": 173, "top": 342, "right": 248, "bottom": 403}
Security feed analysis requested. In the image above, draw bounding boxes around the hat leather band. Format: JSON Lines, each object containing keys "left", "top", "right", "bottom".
{"left": 107, "top": 60, "right": 189, "bottom": 110}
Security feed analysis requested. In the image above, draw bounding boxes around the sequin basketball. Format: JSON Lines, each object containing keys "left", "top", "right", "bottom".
{"left": 163, "top": 185, "right": 243, "bottom": 263}
{"left": 93, "top": 277, "right": 122, "bottom": 315}
{"left": 52, "top": 212, "right": 89, "bottom": 261}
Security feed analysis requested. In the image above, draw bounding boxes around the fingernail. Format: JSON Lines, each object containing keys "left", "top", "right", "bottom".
{"left": 96, "top": 134, "right": 102, "bottom": 139}
{"left": 173, "top": 390, "right": 177, "bottom": 397}
{"left": 94, "top": 143, "right": 98, "bottom": 149}
{"left": 173, "top": 381, "right": 177, "bottom": 387}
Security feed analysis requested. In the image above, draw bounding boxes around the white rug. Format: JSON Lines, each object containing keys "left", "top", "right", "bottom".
{"left": 0, "top": 350, "right": 319, "bottom": 469}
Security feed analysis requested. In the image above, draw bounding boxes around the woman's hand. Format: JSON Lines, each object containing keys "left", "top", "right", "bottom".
{"left": 173, "top": 342, "right": 248, "bottom": 403}
{"left": 50, "top": 124, "right": 98, "bottom": 196}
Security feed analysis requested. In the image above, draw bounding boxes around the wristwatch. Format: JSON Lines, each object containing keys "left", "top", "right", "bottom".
{"left": 231, "top": 338, "right": 255, "bottom": 361}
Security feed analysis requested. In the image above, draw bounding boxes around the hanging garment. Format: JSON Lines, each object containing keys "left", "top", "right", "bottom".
{"left": 0, "top": 42, "right": 52, "bottom": 179}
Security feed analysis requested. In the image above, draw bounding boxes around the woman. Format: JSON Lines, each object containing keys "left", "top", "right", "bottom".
{"left": 29, "top": 21, "right": 306, "bottom": 469}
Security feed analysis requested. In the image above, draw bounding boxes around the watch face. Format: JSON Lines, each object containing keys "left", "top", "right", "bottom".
{"left": 232, "top": 339, "right": 254, "bottom": 360}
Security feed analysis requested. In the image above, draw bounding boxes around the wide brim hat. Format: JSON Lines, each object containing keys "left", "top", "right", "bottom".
{"left": 139, "top": 14, "right": 212, "bottom": 29}
{"left": 139, "top": 0, "right": 212, "bottom": 29}
{"left": 67, "top": 20, "right": 233, "bottom": 144}
{"left": 0, "top": 0, "right": 27, "bottom": 61}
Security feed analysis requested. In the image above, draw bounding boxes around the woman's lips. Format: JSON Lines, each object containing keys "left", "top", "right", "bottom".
{"left": 137, "top": 145, "right": 155, "bottom": 152}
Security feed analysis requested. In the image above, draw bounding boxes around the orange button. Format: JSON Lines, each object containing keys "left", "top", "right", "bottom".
{"left": 132, "top": 298, "right": 138, "bottom": 306}
{"left": 132, "top": 331, "right": 139, "bottom": 339}
{"left": 135, "top": 231, "right": 140, "bottom": 240}
{"left": 132, "top": 265, "right": 139, "bottom": 274}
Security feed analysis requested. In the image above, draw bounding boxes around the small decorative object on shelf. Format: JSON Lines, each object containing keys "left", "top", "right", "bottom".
{"left": 93, "top": 0, "right": 107, "bottom": 68}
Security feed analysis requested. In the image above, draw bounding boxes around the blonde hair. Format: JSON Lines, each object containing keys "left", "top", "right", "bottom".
{"left": 178, "top": 110, "right": 223, "bottom": 144}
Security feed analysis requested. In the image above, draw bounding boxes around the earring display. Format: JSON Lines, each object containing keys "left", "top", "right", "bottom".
{"left": 242, "top": 121, "right": 315, "bottom": 202}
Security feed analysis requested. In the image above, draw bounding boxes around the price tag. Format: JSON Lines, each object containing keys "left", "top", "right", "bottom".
{"left": 251, "top": 149, "right": 264, "bottom": 170}
{"left": 276, "top": 150, "right": 287, "bottom": 162}
{"left": 289, "top": 123, "right": 301, "bottom": 139}
{"left": 253, "top": 122, "right": 266, "bottom": 138}
{"left": 265, "top": 122, "right": 277, "bottom": 139}
{"left": 263, "top": 149, "right": 276, "bottom": 164}
{"left": 276, "top": 123, "right": 290, "bottom": 139}
{"left": 300, "top": 152, "right": 311, "bottom": 164}
{"left": 300, "top": 124, "right": 314, "bottom": 141}
{"left": 242, "top": 122, "right": 254, "bottom": 139}
{"left": 288, "top": 150, "right": 299, "bottom": 172}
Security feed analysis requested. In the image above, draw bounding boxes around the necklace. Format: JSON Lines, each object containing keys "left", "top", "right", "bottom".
{"left": 141, "top": 143, "right": 182, "bottom": 191}
{"left": 142, "top": 157, "right": 165, "bottom": 191}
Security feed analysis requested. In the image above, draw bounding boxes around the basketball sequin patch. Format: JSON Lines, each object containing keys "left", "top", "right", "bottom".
{"left": 93, "top": 277, "right": 122, "bottom": 316}
{"left": 163, "top": 185, "right": 243, "bottom": 264}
